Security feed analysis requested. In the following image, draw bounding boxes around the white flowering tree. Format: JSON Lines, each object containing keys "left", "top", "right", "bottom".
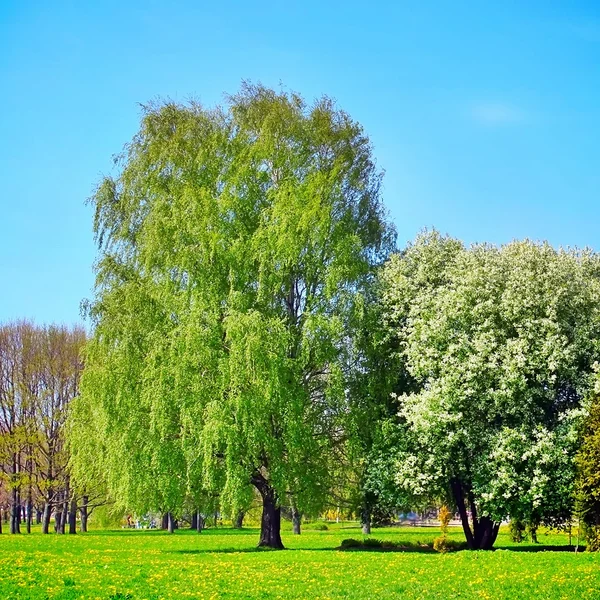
{"left": 379, "top": 231, "right": 600, "bottom": 549}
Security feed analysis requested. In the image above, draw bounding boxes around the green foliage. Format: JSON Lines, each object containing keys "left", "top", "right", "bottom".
{"left": 576, "top": 387, "right": 600, "bottom": 550}
{"left": 73, "top": 83, "right": 394, "bottom": 525}
{"left": 378, "top": 231, "right": 600, "bottom": 544}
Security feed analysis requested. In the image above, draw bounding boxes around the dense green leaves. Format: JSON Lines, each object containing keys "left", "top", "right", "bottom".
{"left": 72, "top": 83, "right": 394, "bottom": 542}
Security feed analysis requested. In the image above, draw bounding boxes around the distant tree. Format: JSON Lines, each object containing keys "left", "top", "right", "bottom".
{"left": 76, "top": 83, "right": 394, "bottom": 548}
{"left": 379, "top": 232, "right": 600, "bottom": 549}
{"left": 576, "top": 386, "right": 600, "bottom": 551}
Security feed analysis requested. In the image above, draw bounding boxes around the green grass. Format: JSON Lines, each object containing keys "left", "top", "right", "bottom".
{"left": 0, "top": 523, "right": 598, "bottom": 599}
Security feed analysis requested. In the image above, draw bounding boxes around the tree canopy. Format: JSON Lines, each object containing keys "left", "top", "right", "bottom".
{"left": 73, "top": 83, "right": 395, "bottom": 547}
{"left": 376, "top": 231, "right": 600, "bottom": 549}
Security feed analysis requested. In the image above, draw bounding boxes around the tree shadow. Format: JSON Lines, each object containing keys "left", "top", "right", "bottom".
{"left": 495, "top": 545, "right": 583, "bottom": 553}
{"left": 163, "top": 547, "right": 334, "bottom": 555}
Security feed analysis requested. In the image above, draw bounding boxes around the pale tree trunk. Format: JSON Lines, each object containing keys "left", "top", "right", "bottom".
{"left": 80, "top": 496, "right": 88, "bottom": 532}
{"left": 292, "top": 505, "right": 301, "bottom": 535}
{"left": 167, "top": 512, "right": 175, "bottom": 534}
{"left": 196, "top": 511, "right": 203, "bottom": 533}
{"left": 361, "top": 504, "right": 371, "bottom": 535}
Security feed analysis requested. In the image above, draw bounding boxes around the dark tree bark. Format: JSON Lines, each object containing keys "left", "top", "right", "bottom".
{"left": 42, "top": 503, "right": 51, "bottom": 534}
{"left": 291, "top": 506, "right": 301, "bottom": 535}
{"left": 0, "top": 508, "right": 3, "bottom": 534}
{"left": 10, "top": 488, "right": 21, "bottom": 534}
{"left": 54, "top": 509, "right": 62, "bottom": 533}
{"left": 233, "top": 510, "right": 245, "bottom": 529}
{"left": 252, "top": 471, "right": 284, "bottom": 549}
{"left": 36, "top": 509, "right": 42, "bottom": 525}
{"left": 167, "top": 512, "right": 175, "bottom": 534}
{"left": 451, "top": 478, "right": 499, "bottom": 550}
{"left": 161, "top": 513, "right": 169, "bottom": 530}
{"left": 191, "top": 512, "right": 198, "bottom": 530}
{"left": 80, "top": 496, "right": 88, "bottom": 533}
{"left": 68, "top": 497, "right": 77, "bottom": 534}
{"left": 26, "top": 497, "right": 32, "bottom": 534}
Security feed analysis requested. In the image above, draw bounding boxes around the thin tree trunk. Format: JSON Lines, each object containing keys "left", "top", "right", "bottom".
{"left": 196, "top": 511, "right": 203, "bottom": 533}
{"left": 36, "top": 509, "right": 42, "bottom": 525}
{"left": 167, "top": 512, "right": 175, "bottom": 534}
{"left": 252, "top": 472, "right": 284, "bottom": 549}
{"left": 11, "top": 488, "right": 21, "bottom": 534}
{"left": 68, "top": 496, "right": 77, "bottom": 534}
{"left": 361, "top": 503, "right": 371, "bottom": 535}
{"left": 0, "top": 508, "right": 3, "bottom": 534}
{"left": 191, "top": 512, "right": 198, "bottom": 530}
{"left": 42, "top": 502, "right": 51, "bottom": 534}
{"left": 233, "top": 510, "right": 245, "bottom": 529}
{"left": 80, "top": 496, "right": 88, "bottom": 532}
{"left": 26, "top": 496, "right": 32, "bottom": 534}
{"left": 161, "top": 513, "right": 169, "bottom": 530}
{"left": 451, "top": 479, "right": 475, "bottom": 549}
{"left": 292, "top": 506, "right": 301, "bottom": 535}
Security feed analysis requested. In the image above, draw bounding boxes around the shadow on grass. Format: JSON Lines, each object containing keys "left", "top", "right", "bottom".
{"left": 495, "top": 545, "right": 584, "bottom": 553}
{"left": 88, "top": 527, "right": 262, "bottom": 537}
{"left": 163, "top": 547, "right": 334, "bottom": 554}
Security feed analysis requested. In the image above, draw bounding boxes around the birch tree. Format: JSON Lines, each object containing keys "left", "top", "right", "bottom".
{"left": 75, "top": 83, "right": 394, "bottom": 548}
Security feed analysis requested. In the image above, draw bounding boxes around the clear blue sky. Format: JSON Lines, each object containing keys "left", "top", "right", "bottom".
{"left": 1, "top": 0, "right": 599, "bottom": 325}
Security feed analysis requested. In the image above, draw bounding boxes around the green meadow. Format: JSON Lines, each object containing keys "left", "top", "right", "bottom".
{"left": 0, "top": 524, "right": 598, "bottom": 600}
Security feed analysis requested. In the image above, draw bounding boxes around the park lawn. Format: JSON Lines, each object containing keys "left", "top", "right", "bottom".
{"left": 0, "top": 524, "right": 598, "bottom": 599}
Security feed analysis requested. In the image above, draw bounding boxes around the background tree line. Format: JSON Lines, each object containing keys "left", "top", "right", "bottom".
{"left": 0, "top": 322, "right": 94, "bottom": 534}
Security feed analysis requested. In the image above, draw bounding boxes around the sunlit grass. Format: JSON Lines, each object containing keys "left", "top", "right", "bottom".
{"left": 0, "top": 523, "right": 598, "bottom": 599}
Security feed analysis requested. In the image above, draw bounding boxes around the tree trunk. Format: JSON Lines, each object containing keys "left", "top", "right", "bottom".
{"left": 68, "top": 497, "right": 77, "bottom": 534}
{"left": 36, "top": 509, "right": 42, "bottom": 525}
{"left": 167, "top": 512, "right": 175, "bottom": 534}
{"left": 80, "top": 496, "right": 88, "bottom": 532}
{"left": 361, "top": 503, "right": 371, "bottom": 535}
{"left": 252, "top": 472, "right": 284, "bottom": 549}
{"left": 60, "top": 483, "right": 69, "bottom": 534}
{"left": 292, "top": 506, "right": 301, "bottom": 535}
{"left": 191, "top": 512, "right": 198, "bottom": 530}
{"left": 26, "top": 497, "right": 32, "bottom": 534}
{"left": 10, "top": 488, "right": 21, "bottom": 534}
{"left": 0, "top": 508, "right": 3, "bottom": 534}
{"left": 196, "top": 511, "right": 203, "bottom": 533}
{"left": 451, "top": 478, "right": 499, "bottom": 550}
{"left": 42, "top": 502, "right": 51, "bottom": 534}
{"left": 161, "top": 513, "right": 169, "bottom": 530}
{"left": 233, "top": 510, "right": 245, "bottom": 529}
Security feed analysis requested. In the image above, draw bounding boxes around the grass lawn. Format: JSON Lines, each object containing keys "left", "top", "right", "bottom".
{"left": 0, "top": 523, "right": 598, "bottom": 599}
